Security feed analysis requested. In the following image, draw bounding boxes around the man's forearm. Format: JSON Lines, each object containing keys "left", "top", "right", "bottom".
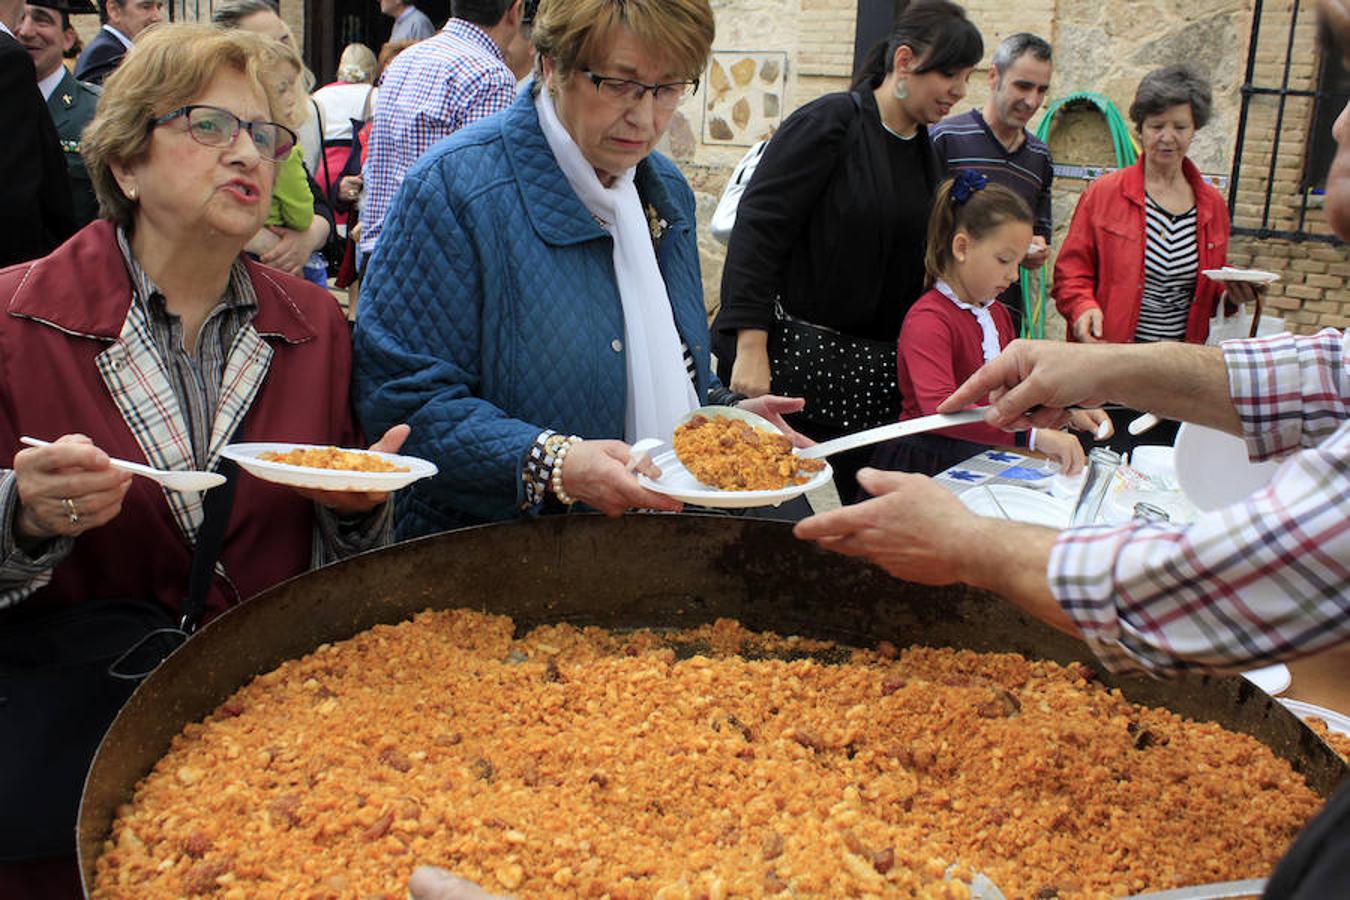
{"left": 958, "top": 519, "right": 1077, "bottom": 637}
{"left": 1097, "top": 343, "right": 1242, "bottom": 436}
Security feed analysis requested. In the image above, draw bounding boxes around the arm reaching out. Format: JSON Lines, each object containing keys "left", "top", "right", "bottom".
{"left": 795, "top": 468, "right": 1073, "bottom": 635}
{"left": 937, "top": 339, "right": 1242, "bottom": 436}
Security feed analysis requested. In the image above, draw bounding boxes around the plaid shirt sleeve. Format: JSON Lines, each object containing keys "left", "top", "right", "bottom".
{"left": 359, "top": 32, "right": 516, "bottom": 257}
{"left": 0, "top": 470, "right": 74, "bottom": 609}
{"left": 1048, "top": 329, "right": 1350, "bottom": 677}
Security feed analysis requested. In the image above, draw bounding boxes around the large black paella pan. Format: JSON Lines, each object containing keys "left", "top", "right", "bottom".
{"left": 78, "top": 514, "right": 1349, "bottom": 892}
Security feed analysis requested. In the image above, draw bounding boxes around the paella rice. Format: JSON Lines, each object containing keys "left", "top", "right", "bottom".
{"left": 673, "top": 415, "right": 824, "bottom": 491}
{"left": 93, "top": 611, "right": 1324, "bottom": 899}
{"left": 258, "top": 446, "right": 409, "bottom": 473}
{"left": 1297, "top": 715, "right": 1350, "bottom": 763}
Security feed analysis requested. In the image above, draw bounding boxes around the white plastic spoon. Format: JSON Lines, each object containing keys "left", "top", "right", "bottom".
{"left": 797, "top": 408, "right": 989, "bottom": 459}
{"left": 672, "top": 406, "right": 988, "bottom": 461}
{"left": 1128, "top": 413, "right": 1162, "bottom": 436}
{"left": 20, "top": 436, "right": 226, "bottom": 493}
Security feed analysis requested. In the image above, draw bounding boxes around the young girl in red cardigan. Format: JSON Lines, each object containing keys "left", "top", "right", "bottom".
{"left": 871, "top": 171, "right": 1104, "bottom": 479}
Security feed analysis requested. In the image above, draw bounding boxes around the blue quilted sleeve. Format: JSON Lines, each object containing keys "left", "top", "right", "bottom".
{"left": 353, "top": 161, "right": 540, "bottom": 524}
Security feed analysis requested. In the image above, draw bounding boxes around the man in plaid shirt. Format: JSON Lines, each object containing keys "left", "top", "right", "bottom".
{"left": 798, "top": 0, "right": 1350, "bottom": 683}
{"left": 799, "top": 329, "right": 1349, "bottom": 677}
{"left": 359, "top": 0, "right": 528, "bottom": 258}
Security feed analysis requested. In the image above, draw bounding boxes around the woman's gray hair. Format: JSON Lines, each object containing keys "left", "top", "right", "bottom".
{"left": 1129, "top": 65, "right": 1213, "bottom": 130}
{"left": 210, "top": 0, "right": 279, "bottom": 30}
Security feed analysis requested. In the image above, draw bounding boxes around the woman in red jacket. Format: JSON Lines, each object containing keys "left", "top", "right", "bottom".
{"left": 1052, "top": 66, "right": 1260, "bottom": 445}
{"left": 0, "top": 26, "right": 405, "bottom": 895}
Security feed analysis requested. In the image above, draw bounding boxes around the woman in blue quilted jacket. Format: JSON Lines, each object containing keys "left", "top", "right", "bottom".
{"left": 353, "top": 0, "right": 804, "bottom": 537}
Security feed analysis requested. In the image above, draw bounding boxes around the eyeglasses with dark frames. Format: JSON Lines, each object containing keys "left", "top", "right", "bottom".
{"left": 150, "top": 105, "right": 298, "bottom": 162}
{"left": 581, "top": 70, "right": 699, "bottom": 111}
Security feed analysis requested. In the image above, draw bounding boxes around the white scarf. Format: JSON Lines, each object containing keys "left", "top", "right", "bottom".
{"left": 535, "top": 88, "right": 698, "bottom": 443}
{"left": 935, "top": 280, "right": 1002, "bottom": 363}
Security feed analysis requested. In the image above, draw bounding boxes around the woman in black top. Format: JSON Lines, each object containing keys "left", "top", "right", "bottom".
{"left": 713, "top": 0, "right": 983, "bottom": 501}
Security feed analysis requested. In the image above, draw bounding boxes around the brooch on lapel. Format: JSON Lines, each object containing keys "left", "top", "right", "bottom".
{"left": 60, "top": 139, "right": 81, "bottom": 154}
{"left": 644, "top": 203, "right": 668, "bottom": 242}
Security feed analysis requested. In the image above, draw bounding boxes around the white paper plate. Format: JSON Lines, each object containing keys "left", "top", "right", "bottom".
{"left": 958, "top": 485, "right": 1072, "bottom": 528}
{"left": 1240, "top": 663, "right": 1291, "bottom": 695}
{"left": 222, "top": 443, "right": 438, "bottom": 492}
{"left": 1201, "top": 267, "right": 1281, "bottom": 284}
{"left": 1280, "top": 699, "right": 1350, "bottom": 737}
{"left": 1173, "top": 423, "right": 1280, "bottom": 511}
{"left": 637, "top": 448, "right": 832, "bottom": 508}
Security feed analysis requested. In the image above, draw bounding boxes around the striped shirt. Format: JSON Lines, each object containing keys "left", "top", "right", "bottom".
{"left": 359, "top": 18, "right": 516, "bottom": 256}
{"left": 1048, "top": 329, "right": 1350, "bottom": 677}
{"left": 1134, "top": 196, "right": 1199, "bottom": 342}
{"left": 930, "top": 109, "right": 1054, "bottom": 238}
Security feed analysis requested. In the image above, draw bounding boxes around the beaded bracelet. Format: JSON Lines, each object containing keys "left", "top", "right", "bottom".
{"left": 549, "top": 435, "right": 582, "bottom": 506}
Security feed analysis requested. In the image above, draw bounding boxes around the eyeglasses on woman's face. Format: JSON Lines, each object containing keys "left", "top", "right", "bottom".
{"left": 581, "top": 70, "right": 699, "bottom": 112}
{"left": 150, "top": 104, "right": 297, "bottom": 162}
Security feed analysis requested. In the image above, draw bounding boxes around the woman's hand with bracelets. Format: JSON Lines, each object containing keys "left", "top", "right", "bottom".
{"left": 550, "top": 439, "right": 683, "bottom": 516}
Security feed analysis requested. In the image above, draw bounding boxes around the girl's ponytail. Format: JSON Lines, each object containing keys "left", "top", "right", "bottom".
{"left": 924, "top": 179, "right": 960, "bottom": 286}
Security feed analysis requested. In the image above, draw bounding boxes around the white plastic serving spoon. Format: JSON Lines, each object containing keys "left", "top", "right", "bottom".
{"left": 796, "top": 408, "right": 989, "bottom": 459}
{"left": 670, "top": 406, "right": 989, "bottom": 461}
{"left": 20, "top": 436, "right": 227, "bottom": 493}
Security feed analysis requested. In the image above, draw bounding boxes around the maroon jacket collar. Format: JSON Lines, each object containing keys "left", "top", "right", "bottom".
{"left": 6, "top": 220, "right": 318, "bottom": 344}
{"left": 1120, "top": 156, "right": 1216, "bottom": 227}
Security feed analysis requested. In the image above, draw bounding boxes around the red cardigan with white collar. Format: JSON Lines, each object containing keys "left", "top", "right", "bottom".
{"left": 0, "top": 221, "right": 361, "bottom": 621}
{"left": 897, "top": 287, "right": 1019, "bottom": 447}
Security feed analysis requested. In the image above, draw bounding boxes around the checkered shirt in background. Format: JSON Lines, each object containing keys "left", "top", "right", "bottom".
{"left": 359, "top": 18, "right": 517, "bottom": 257}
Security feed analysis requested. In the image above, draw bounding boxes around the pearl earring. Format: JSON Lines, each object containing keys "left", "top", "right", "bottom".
{"left": 127, "top": 187, "right": 138, "bottom": 201}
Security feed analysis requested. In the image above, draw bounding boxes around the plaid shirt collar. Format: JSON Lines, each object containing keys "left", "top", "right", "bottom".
{"left": 99, "top": 228, "right": 275, "bottom": 541}
{"left": 442, "top": 17, "right": 507, "bottom": 63}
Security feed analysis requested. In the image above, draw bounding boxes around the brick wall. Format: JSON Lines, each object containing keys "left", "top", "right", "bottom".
{"left": 1223, "top": 0, "right": 1348, "bottom": 332}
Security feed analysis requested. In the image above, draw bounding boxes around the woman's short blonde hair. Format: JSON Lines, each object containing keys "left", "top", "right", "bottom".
{"left": 82, "top": 23, "right": 284, "bottom": 230}
{"left": 258, "top": 35, "right": 312, "bottom": 129}
{"left": 337, "top": 42, "right": 377, "bottom": 84}
{"left": 531, "top": 0, "right": 714, "bottom": 83}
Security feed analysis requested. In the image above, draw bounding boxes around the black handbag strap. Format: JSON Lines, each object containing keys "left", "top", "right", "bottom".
{"left": 180, "top": 455, "right": 239, "bottom": 634}
{"left": 107, "top": 454, "right": 240, "bottom": 680}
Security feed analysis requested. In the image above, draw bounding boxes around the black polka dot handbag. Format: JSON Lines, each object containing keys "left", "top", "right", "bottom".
{"left": 768, "top": 303, "right": 902, "bottom": 432}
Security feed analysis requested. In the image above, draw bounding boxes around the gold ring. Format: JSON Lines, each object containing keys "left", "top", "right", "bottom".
{"left": 62, "top": 497, "right": 80, "bottom": 526}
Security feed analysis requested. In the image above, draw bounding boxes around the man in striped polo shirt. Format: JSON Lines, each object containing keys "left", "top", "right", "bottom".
{"left": 930, "top": 33, "right": 1054, "bottom": 335}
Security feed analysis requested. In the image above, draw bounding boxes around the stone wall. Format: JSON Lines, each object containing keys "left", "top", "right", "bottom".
{"left": 672, "top": 0, "right": 1345, "bottom": 335}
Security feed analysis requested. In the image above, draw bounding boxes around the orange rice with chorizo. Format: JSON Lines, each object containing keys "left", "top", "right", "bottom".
{"left": 673, "top": 415, "right": 824, "bottom": 491}
{"left": 259, "top": 446, "right": 408, "bottom": 473}
{"left": 93, "top": 612, "right": 1324, "bottom": 899}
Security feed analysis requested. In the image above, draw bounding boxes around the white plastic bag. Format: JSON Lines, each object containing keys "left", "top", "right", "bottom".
{"left": 710, "top": 140, "right": 768, "bottom": 245}
{"left": 1205, "top": 304, "right": 1285, "bottom": 346}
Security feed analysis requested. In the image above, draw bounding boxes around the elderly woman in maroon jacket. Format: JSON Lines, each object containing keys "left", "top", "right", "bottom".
{"left": 0, "top": 24, "right": 404, "bottom": 893}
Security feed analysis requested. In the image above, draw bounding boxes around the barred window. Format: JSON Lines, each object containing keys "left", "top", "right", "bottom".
{"left": 1229, "top": 0, "right": 1349, "bottom": 244}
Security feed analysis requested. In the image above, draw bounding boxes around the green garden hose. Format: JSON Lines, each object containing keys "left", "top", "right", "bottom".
{"left": 1018, "top": 92, "right": 1140, "bottom": 338}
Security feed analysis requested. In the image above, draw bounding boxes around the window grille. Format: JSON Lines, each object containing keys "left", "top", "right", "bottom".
{"left": 1229, "top": 0, "right": 1347, "bottom": 244}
